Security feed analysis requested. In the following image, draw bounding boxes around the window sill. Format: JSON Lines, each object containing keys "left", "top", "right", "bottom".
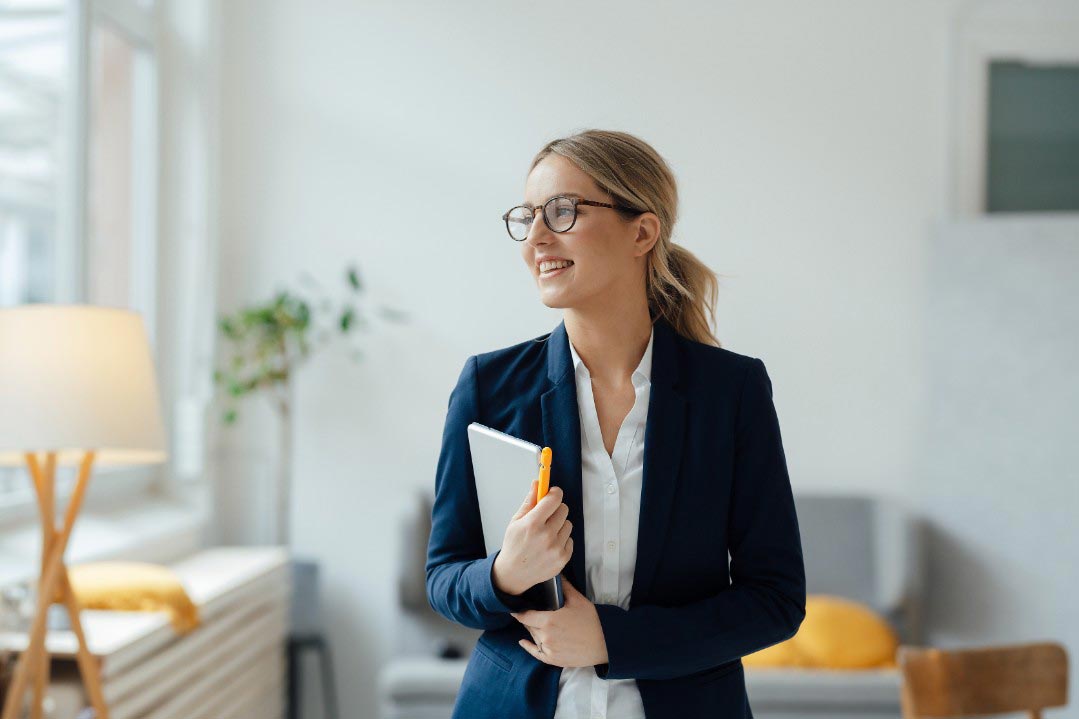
{"left": 0, "top": 483, "right": 210, "bottom": 589}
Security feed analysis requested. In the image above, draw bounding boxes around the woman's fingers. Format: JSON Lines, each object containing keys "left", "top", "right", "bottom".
{"left": 530, "top": 486, "right": 565, "bottom": 523}
{"left": 515, "top": 483, "right": 565, "bottom": 524}
{"left": 546, "top": 503, "right": 569, "bottom": 528}
{"left": 519, "top": 637, "right": 553, "bottom": 665}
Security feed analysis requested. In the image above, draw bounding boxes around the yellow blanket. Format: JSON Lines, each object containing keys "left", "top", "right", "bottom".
{"left": 55, "top": 561, "right": 201, "bottom": 635}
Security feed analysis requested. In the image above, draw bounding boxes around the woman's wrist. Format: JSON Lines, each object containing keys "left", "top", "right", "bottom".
{"left": 492, "top": 552, "right": 525, "bottom": 596}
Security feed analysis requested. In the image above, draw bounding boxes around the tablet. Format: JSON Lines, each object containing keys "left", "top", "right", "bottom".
{"left": 466, "top": 422, "right": 543, "bottom": 553}
{"left": 466, "top": 422, "right": 565, "bottom": 610}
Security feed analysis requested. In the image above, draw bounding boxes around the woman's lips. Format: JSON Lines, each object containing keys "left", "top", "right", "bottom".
{"left": 539, "top": 264, "right": 573, "bottom": 280}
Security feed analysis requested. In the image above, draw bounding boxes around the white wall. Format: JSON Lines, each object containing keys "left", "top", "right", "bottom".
{"left": 214, "top": 2, "right": 1075, "bottom": 717}
{"left": 919, "top": 216, "right": 1079, "bottom": 708}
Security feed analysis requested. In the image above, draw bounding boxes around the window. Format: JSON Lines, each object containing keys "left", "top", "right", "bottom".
{"left": 0, "top": 1, "right": 65, "bottom": 306}
{"left": 951, "top": 0, "right": 1079, "bottom": 216}
{"left": 0, "top": 0, "right": 160, "bottom": 517}
{"left": 986, "top": 61, "right": 1079, "bottom": 213}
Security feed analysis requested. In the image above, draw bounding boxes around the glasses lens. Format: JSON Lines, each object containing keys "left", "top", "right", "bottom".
{"left": 545, "top": 197, "right": 576, "bottom": 232}
{"left": 506, "top": 206, "right": 533, "bottom": 240}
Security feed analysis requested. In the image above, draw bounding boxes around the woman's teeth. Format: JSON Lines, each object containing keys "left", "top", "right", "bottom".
{"left": 539, "top": 260, "right": 574, "bottom": 274}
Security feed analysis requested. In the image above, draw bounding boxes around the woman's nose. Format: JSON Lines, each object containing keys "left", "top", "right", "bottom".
{"left": 525, "top": 208, "right": 551, "bottom": 244}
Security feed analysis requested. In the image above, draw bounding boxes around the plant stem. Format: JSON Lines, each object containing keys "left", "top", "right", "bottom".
{"left": 276, "top": 377, "right": 293, "bottom": 547}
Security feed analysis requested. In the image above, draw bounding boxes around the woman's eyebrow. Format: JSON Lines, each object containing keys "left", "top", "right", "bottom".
{"left": 523, "top": 192, "right": 583, "bottom": 207}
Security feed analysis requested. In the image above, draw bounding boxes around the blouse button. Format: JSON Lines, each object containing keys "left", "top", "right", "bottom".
{"left": 607, "top": 540, "right": 616, "bottom": 552}
{"left": 606, "top": 483, "right": 616, "bottom": 494}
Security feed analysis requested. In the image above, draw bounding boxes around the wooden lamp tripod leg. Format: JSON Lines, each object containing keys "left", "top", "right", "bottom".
{"left": 0, "top": 451, "right": 109, "bottom": 719}
{"left": 32, "top": 454, "right": 108, "bottom": 717}
{"left": 29, "top": 452, "right": 55, "bottom": 719}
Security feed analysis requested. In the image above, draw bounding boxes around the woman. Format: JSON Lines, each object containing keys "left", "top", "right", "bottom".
{"left": 425, "top": 129, "right": 806, "bottom": 719}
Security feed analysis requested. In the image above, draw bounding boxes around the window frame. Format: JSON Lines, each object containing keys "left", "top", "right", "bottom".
{"left": 951, "top": 2, "right": 1079, "bottom": 217}
{"left": 0, "top": 0, "right": 163, "bottom": 525}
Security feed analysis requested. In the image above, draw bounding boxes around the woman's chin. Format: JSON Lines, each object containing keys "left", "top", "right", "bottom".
{"left": 538, "top": 291, "right": 573, "bottom": 309}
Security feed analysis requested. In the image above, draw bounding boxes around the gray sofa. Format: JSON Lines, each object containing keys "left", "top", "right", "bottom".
{"left": 379, "top": 493, "right": 925, "bottom": 719}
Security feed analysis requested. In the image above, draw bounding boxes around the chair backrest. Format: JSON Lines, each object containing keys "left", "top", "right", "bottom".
{"left": 794, "top": 493, "right": 925, "bottom": 642}
{"left": 898, "top": 642, "right": 1068, "bottom": 719}
{"left": 290, "top": 558, "right": 323, "bottom": 638}
{"left": 398, "top": 490, "right": 434, "bottom": 614}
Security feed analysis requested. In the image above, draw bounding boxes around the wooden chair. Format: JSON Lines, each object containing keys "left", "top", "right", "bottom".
{"left": 898, "top": 641, "right": 1068, "bottom": 719}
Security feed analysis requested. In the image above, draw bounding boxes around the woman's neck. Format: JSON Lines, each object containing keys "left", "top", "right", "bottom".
{"left": 563, "top": 306, "right": 652, "bottom": 384}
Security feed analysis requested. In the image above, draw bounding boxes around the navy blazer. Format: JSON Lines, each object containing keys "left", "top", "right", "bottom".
{"left": 425, "top": 314, "right": 806, "bottom": 719}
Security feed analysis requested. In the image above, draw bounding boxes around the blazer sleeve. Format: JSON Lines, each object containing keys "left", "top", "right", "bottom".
{"left": 591, "top": 357, "right": 807, "bottom": 680}
{"left": 425, "top": 355, "right": 535, "bottom": 631}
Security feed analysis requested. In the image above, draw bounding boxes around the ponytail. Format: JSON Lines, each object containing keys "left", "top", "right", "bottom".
{"left": 647, "top": 242, "right": 721, "bottom": 347}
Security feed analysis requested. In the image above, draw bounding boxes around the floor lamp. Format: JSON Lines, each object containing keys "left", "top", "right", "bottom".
{"left": 0, "top": 305, "right": 167, "bottom": 719}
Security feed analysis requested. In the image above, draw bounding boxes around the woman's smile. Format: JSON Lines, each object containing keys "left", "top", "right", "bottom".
{"left": 539, "top": 263, "right": 574, "bottom": 280}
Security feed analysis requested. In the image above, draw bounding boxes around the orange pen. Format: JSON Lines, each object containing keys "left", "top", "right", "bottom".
{"left": 537, "top": 447, "right": 552, "bottom": 501}
{"left": 536, "top": 445, "right": 565, "bottom": 609}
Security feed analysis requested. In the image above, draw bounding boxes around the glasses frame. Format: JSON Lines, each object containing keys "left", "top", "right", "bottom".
{"left": 501, "top": 195, "right": 643, "bottom": 241}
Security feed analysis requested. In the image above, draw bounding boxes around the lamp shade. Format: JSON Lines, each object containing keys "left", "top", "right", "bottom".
{"left": 0, "top": 304, "right": 168, "bottom": 466}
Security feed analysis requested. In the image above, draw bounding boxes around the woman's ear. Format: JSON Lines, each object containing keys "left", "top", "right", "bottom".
{"left": 633, "top": 212, "right": 661, "bottom": 257}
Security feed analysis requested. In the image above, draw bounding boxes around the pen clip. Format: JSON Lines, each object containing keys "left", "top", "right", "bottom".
{"left": 539, "top": 446, "right": 552, "bottom": 470}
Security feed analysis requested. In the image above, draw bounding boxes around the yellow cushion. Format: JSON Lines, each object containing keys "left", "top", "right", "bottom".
{"left": 739, "top": 632, "right": 812, "bottom": 668}
{"left": 743, "top": 594, "right": 898, "bottom": 669}
{"left": 56, "top": 561, "right": 201, "bottom": 635}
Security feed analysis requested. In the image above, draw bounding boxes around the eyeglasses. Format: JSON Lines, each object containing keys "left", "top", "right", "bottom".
{"left": 501, "top": 195, "right": 642, "bottom": 242}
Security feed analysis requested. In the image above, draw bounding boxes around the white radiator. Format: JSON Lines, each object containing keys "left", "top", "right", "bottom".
{"left": 6, "top": 546, "right": 290, "bottom": 719}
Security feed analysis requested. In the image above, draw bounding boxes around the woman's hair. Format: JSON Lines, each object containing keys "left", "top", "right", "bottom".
{"left": 529, "top": 129, "right": 721, "bottom": 347}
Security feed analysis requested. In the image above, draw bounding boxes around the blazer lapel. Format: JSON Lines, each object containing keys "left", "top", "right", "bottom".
{"left": 631, "top": 315, "right": 687, "bottom": 603}
{"left": 541, "top": 319, "right": 586, "bottom": 590}
{"left": 540, "top": 315, "right": 688, "bottom": 603}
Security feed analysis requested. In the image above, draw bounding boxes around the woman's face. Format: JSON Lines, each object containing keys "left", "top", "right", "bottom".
{"left": 520, "top": 154, "right": 646, "bottom": 311}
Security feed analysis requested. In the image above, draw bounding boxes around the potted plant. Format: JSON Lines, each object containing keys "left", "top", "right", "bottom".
{"left": 212, "top": 263, "right": 407, "bottom": 545}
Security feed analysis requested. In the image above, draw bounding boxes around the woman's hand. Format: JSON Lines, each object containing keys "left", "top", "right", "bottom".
{"left": 512, "top": 575, "right": 609, "bottom": 668}
{"left": 492, "top": 480, "right": 573, "bottom": 596}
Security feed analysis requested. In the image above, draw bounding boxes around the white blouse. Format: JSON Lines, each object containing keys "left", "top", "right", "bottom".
{"left": 552, "top": 326, "right": 653, "bottom": 719}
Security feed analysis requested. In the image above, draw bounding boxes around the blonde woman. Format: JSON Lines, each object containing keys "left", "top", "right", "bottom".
{"left": 426, "top": 129, "right": 806, "bottom": 719}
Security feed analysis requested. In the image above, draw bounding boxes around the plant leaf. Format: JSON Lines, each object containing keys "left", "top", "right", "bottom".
{"left": 340, "top": 308, "right": 355, "bottom": 332}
